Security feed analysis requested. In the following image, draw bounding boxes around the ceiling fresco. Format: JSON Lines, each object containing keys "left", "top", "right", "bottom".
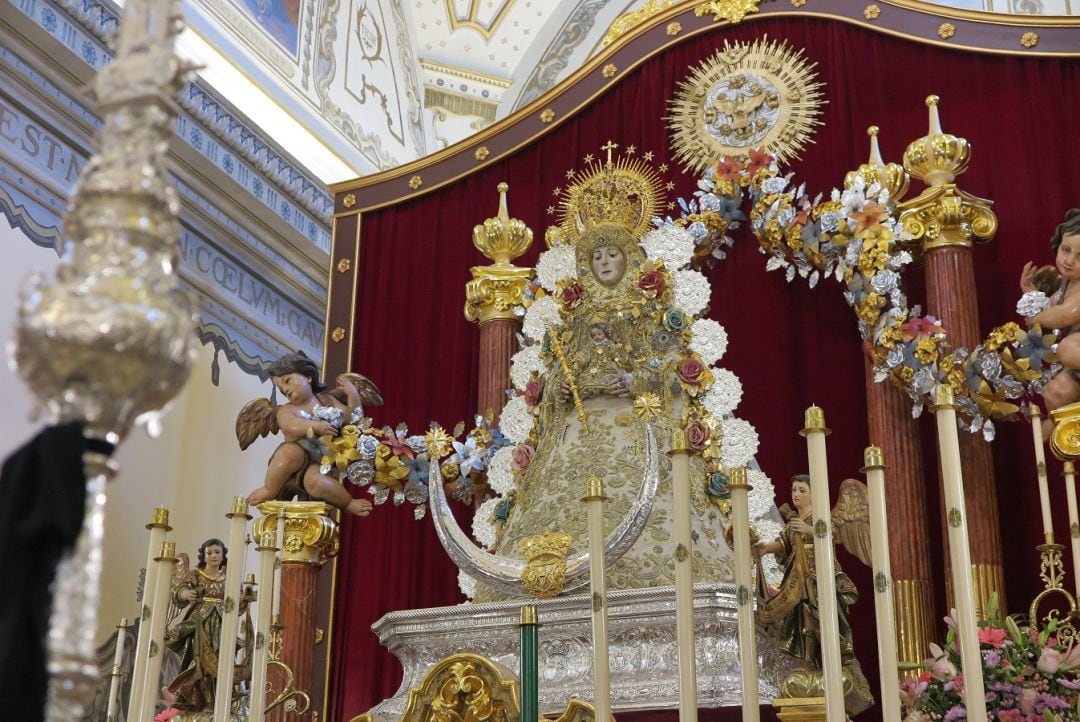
{"left": 175, "top": 0, "right": 1075, "bottom": 180}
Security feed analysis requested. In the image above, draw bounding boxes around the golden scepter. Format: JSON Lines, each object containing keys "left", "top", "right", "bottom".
{"left": 548, "top": 330, "right": 589, "bottom": 433}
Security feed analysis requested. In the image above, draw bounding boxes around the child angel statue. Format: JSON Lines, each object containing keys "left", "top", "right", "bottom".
{"left": 237, "top": 351, "right": 382, "bottom": 516}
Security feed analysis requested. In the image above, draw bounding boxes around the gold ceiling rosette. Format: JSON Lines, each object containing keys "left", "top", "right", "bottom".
{"left": 546, "top": 142, "right": 667, "bottom": 248}
{"left": 667, "top": 36, "right": 825, "bottom": 175}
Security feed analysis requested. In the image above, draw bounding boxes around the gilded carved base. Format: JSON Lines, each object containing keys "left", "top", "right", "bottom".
{"left": 350, "top": 655, "right": 601, "bottom": 722}
{"left": 360, "top": 584, "right": 795, "bottom": 722}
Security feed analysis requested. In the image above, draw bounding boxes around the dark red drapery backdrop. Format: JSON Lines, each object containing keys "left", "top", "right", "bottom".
{"left": 328, "top": 16, "right": 1080, "bottom": 722}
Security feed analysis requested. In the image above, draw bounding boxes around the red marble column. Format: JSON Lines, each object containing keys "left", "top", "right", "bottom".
{"left": 477, "top": 318, "right": 519, "bottom": 423}
{"left": 863, "top": 351, "right": 937, "bottom": 669}
{"left": 267, "top": 562, "right": 320, "bottom": 722}
{"left": 925, "top": 245, "right": 1006, "bottom": 614}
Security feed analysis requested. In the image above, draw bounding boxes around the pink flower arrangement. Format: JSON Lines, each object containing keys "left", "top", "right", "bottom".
{"left": 902, "top": 598, "right": 1080, "bottom": 722}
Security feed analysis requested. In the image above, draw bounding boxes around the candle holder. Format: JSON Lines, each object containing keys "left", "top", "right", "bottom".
{"left": 265, "top": 616, "right": 312, "bottom": 716}
{"left": 1028, "top": 543, "right": 1079, "bottom": 634}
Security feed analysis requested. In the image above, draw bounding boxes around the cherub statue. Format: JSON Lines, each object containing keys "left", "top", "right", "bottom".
{"left": 753, "top": 474, "right": 875, "bottom": 715}
{"left": 1018, "top": 209, "right": 1080, "bottom": 435}
{"left": 237, "top": 352, "right": 382, "bottom": 516}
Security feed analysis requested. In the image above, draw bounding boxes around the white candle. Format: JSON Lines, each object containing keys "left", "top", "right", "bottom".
{"left": 105, "top": 618, "right": 128, "bottom": 722}
{"left": 862, "top": 447, "right": 901, "bottom": 722}
{"left": 583, "top": 476, "right": 611, "bottom": 722}
{"left": 248, "top": 531, "right": 278, "bottom": 722}
{"left": 1064, "top": 462, "right": 1080, "bottom": 599}
{"left": 670, "top": 432, "right": 699, "bottom": 722}
{"left": 1031, "top": 407, "right": 1055, "bottom": 542}
{"left": 139, "top": 541, "right": 177, "bottom": 722}
{"left": 800, "top": 406, "right": 844, "bottom": 722}
{"left": 213, "top": 497, "right": 252, "bottom": 722}
{"left": 272, "top": 508, "right": 286, "bottom": 618}
{"left": 127, "top": 507, "right": 170, "bottom": 718}
{"left": 729, "top": 468, "right": 759, "bottom": 722}
{"left": 932, "top": 386, "right": 987, "bottom": 721}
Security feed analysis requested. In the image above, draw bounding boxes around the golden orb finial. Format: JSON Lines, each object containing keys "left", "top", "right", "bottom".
{"left": 844, "top": 126, "right": 909, "bottom": 202}
{"left": 903, "top": 95, "right": 970, "bottom": 186}
{"left": 472, "top": 183, "right": 533, "bottom": 266}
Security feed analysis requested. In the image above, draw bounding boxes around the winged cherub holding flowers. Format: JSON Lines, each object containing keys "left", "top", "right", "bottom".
{"left": 238, "top": 352, "right": 383, "bottom": 516}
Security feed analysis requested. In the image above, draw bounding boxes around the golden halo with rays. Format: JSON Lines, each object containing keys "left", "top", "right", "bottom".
{"left": 547, "top": 143, "right": 666, "bottom": 248}
{"left": 666, "top": 36, "right": 825, "bottom": 175}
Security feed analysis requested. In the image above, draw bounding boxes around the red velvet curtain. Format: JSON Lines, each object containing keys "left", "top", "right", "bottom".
{"left": 329, "top": 16, "right": 1080, "bottom": 722}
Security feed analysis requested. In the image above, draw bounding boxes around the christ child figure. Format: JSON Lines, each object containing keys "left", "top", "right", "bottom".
{"left": 1019, "top": 209, "right": 1080, "bottom": 434}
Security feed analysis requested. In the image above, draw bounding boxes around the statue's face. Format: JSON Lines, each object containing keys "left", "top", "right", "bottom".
{"left": 591, "top": 244, "right": 626, "bottom": 286}
{"left": 203, "top": 543, "right": 224, "bottom": 570}
{"left": 274, "top": 372, "right": 314, "bottom": 404}
{"left": 791, "top": 480, "right": 811, "bottom": 513}
{"left": 1057, "top": 233, "right": 1080, "bottom": 282}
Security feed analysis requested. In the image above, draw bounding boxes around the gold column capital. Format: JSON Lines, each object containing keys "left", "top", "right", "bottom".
{"left": 465, "top": 182, "right": 535, "bottom": 324}
{"left": 898, "top": 96, "right": 996, "bottom": 254}
{"left": 1050, "top": 401, "right": 1080, "bottom": 461}
{"left": 464, "top": 266, "right": 534, "bottom": 324}
{"left": 254, "top": 501, "right": 339, "bottom": 566}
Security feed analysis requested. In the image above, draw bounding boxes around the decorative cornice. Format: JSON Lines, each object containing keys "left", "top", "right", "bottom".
{"left": 22, "top": 0, "right": 334, "bottom": 231}
{"left": 330, "top": 0, "right": 1080, "bottom": 210}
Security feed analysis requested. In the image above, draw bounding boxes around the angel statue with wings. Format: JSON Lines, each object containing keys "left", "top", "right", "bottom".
{"left": 754, "top": 474, "right": 875, "bottom": 715}
{"left": 238, "top": 352, "right": 383, "bottom": 516}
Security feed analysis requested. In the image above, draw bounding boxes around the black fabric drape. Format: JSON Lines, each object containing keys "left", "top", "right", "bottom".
{"left": 0, "top": 422, "right": 114, "bottom": 722}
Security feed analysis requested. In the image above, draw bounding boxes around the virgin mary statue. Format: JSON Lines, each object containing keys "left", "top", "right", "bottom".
{"left": 431, "top": 148, "right": 781, "bottom": 601}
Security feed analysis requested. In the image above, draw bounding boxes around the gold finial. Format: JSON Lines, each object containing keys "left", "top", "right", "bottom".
{"left": 157, "top": 540, "right": 177, "bottom": 561}
{"left": 1065, "top": 461, "right": 1076, "bottom": 475}
{"left": 843, "top": 125, "right": 909, "bottom": 201}
{"left": 729, "top": 467, "right": 751, "bottom": 490}
{"left": 147, "top": 506, "right": 172, "bottom": 530}
{"left": 902, "top": 95, "right": 971, "bottom": 186}
{"left": 1030, "top": 405, "right": 1043, "bottom": 419}
{"left": 257, "top": 530, "right": 277, "bottom": 549}
{"left": 245, "top": 572, "right": 256, "bottom": 585}
{"left": 471, "top": 183, "right": 533, "bottom": 266}
{"left": 520, "top": 604, "right": 538, "bottom": 625}
{"left": 933, "top": 384, "right": 956, "bottom": 409}
{"left": 799, "top": 405, "right": 831, "bottom": 436}
{"left": 861, "top": 445, "right": 886, "bottom": 471}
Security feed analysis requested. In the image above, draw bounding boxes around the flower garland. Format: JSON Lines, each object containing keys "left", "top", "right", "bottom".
{"left": 662, "top": 148, "right": 1057, "bottom": 440}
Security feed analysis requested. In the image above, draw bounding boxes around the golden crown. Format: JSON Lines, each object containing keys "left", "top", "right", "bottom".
{"left": 517, "top": 531, "right": 573, "bottom": 562}
{"left": 547, "top": 141, "right": 666, "bottom": 247}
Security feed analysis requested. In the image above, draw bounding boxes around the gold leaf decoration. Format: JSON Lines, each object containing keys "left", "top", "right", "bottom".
{"left": 695, "top": 0, "right": 762, "bottom": 24}
{"left": 667, "top": 37, "right": 825, "bottom": 175}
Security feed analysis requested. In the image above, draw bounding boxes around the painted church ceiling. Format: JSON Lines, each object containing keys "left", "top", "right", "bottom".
{"left": 174, "top": 0, "right": 1076, "bottom": 179}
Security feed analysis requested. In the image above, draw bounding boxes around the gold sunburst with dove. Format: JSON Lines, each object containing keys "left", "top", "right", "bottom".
{"left": 547, "top": 141, "right": 666, "bottom": 248}
{"left": 667, "top": 37, "right": 825, "bottom": 175}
